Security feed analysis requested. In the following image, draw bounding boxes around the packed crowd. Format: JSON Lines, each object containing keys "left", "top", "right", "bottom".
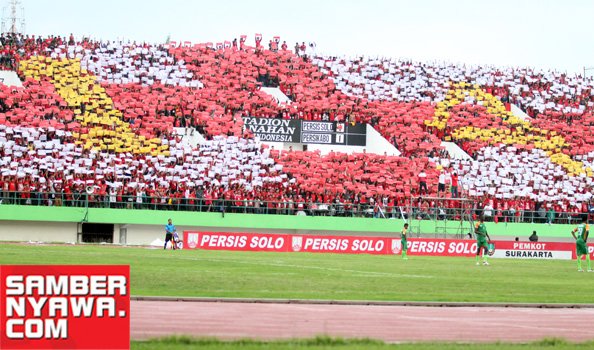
{"left": 0, "top": 126, "right": 293, "bottom": 210}
{"left": 1, "top": 34, "right": 443, "bottom": 156}
{"left": 274, "top": 149, "right": 438, "bottom": 199}
{"left": 167, "top": 42, "right": 442, "bottom": 156}
{"left": 80, "top": 42, "right": 203, "bottom": 87}
{"left": 316, "top": 55, "right": 594, "bottom": 156}
{"left": 0, "top": 33, "right": 592, "bottom": 218}
{"left": 0, "top": 32, "right": 98, "bottom": 70}
{"left": 314, "top": 55, "right": 594, "bottom": 117}
{"left": 449, "top": 145, "right": 593, "bottom": 208}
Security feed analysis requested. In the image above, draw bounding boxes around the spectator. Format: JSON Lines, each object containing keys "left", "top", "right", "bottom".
{"left": 537, "top": 204, "right": 547, "bottom": 224}
{"left": 483, "top": 203, "right": 494, "bottom": 221}
{"left": 295, "top": 202, "right": 307, "bottom": 216}
{"left": 437, "top": 169, "right": 446, "bottom": 196}
{"left": 299, "top": 42, "right": 306, "bottom": 55}
{"left": 529, "top": 230, "right": 538, "bottom": 242}
{"left": 418, "top": 170, "right": 428, "bottom": 195}
{"left": 450, "top": 172, "right": 459, "bottom": 198}
{"left": 546, "top": 206, "right": 556, "bottom": 225}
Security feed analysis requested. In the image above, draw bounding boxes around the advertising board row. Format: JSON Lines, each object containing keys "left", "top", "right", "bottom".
{"left": 184, "top": 231, "right": 593, "bottom": 260}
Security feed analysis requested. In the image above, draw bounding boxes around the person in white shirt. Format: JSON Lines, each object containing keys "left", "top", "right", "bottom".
{"left": 418, "top": 170, "right": 428, "bottom": 195}
{"left": 438, "top": 170, "right": 446, "bottom": 196}
{"left": 136, "top": 188, "right": 144, "bottom": 209}
{"left": 483, "top": 203, "right": 494, "bottom": 221}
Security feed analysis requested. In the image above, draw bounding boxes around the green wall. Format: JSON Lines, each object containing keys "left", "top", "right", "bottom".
{"left": 0, "top": 205, "right": 576, "bottom": 238}
{"left": 0, "top": 205, "right": 401, "bottom": 233}
{"left": 416, "top": 220, "right": 573, "bottom": 238}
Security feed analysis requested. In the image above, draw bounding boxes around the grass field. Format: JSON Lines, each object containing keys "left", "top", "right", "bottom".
{"left": 0, "top": 244, "right": 591, "bottom": 303}
{"left": 130, "top": 337, "right": 594, "bottom": 350}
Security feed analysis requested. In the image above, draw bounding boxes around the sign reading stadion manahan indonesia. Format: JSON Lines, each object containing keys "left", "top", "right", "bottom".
{"left": 242, "top": 117, "right": 367, "bottom": 146}
{"left": 184, "top": 231, "right": 594, "bottom": 260}
{"left": 0, "top": 265, "right": 130, "bottom": 350}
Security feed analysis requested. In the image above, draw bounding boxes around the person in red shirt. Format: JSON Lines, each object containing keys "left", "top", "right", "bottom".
{"left": 200, "top": 189, "right": 209, "bottom": 211}
{"left": 450, "top": 172, "right": 459, "bottom": 198}
{"left": 299, "top": 42, "right": 306, "bottom": 54}
{"left": 266, "top": 194, "right": 275, "bottom": 214}
{"left": 63, "top": 185, "right": 72, "bottom": 207}
{"left": 116, "top": 187, "right": 123, "bottom": 209}
{"left": 235, "top": 193, "right": 244, "bottom": 213}
{"left": 20, "top": 183, "right": 30, "bottom": 205}
{"left": 8, "top": 177, "right": 17, "bottom": 204}
{"left": 187, "top": 190, "right": 196, "bottom": 211}
{"left": 387, "top": 196, "right": 395, "bottom": 218}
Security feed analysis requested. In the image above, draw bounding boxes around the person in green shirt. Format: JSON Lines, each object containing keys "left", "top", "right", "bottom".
{"left": 546, "top": 207, "right": 556, "bottom": 225}
{"left": 474, "top": 217, "right": 492, "bottom": 266}
{"left": 571, "top": 218, "right": 592, "bottom": 272}
{"left": 401, "top": 223, "right": 408, "bottom": 260}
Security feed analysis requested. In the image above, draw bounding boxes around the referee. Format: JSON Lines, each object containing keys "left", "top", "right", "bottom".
{"left": 164, "top": 218, "right": 177, "bottom": 250}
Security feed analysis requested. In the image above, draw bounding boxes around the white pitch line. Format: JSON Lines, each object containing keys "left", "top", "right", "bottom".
{"left": 172, "top": 255, "right": 433, "bottom": 279}
{"left": 0, "top": 245, "right": 432, "bottom": 279}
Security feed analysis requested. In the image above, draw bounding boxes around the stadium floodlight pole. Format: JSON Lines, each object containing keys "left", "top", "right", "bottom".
{"left": 1, "top": 0, "right": 24, "bottom": 34}
{"left": 9, "top": 0, "right": 16, "bottom": 33}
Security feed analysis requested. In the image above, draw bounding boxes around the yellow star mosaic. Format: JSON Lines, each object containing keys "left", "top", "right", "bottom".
{"left": 19, "top": 56, "right": 169, "bottom": 156}
{"left": 425, "top": 82, "right": 591, "bottom": 176}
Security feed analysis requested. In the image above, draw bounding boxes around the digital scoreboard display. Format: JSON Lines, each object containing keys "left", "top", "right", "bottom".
{"left": 243, "top": 117, "right": 367, "bottom": 146}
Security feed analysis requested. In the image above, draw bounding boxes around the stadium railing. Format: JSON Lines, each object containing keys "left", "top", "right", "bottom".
{"left": 0, "top": 190, "right": 586, "bottom": 224}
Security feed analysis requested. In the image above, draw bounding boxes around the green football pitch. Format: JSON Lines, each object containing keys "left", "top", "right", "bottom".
{"left": 0, "top": 244, "right": 591, "bottom": 304}
{"left": 131, "top": 337, "right": 594, "bottom": 350}
{"left": 1, "top": 244, "right": 593, "bottom": 349}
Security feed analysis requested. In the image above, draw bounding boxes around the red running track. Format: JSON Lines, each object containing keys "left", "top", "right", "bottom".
{"left": 131, "top": 301, "right": 594, "bottom": 343}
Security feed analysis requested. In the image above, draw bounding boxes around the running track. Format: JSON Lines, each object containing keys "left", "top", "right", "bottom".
{"left": 131, "top": 300, "right": 594, "bottom": 343}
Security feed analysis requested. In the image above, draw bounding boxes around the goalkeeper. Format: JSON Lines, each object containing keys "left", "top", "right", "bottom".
{"left": 571, "top": 217, "right": 591, "bottom": 272}
{"left": 474, "top": 217, "right": 492, "bottom": 266}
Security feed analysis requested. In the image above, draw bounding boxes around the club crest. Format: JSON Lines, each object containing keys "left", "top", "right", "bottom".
{"left": 187, "top": 233, "right": 199, "bottom": 249}
{"left": 292, "top": 236, "right": 303, "bottom": 252}
{"left": 391, "top": 239, "right": 402, "bottom": 254}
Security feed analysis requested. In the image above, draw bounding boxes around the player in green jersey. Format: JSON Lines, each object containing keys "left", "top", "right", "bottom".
{"left": 401, "top": 223, "right": 408, "bottom": 260}
{"left": 475, "top": 217, "right": 492, "bottom": 266}
{"left": 571, "top": 217, "right": 592, "bottom": 272}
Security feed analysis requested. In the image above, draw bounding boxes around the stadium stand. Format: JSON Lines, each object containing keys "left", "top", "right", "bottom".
{"left": 0, "top": 126, "right": 287, "bottom": 209}
{"left": 0, "top": 33, "right": 593, "bottom": 222}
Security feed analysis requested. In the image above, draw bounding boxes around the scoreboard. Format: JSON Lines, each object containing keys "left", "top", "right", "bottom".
{"left": 243, "top": 117, "right": 367, "bottom": 146}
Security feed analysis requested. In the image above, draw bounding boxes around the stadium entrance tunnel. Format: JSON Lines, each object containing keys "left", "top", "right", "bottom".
{"left": 80, "top": 223, "right": 114, "bottom": 243}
